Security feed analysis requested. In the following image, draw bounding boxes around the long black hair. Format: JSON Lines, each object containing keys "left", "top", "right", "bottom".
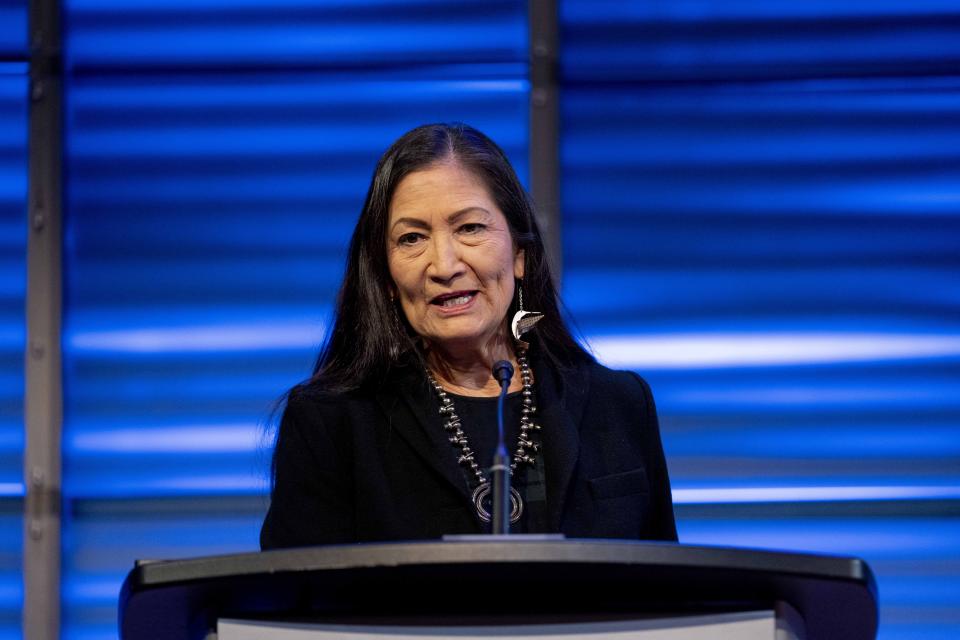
{"left": 308, "top": 123, "right": 591, "bottom": 393}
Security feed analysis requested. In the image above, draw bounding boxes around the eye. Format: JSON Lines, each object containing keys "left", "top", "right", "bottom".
{"left": 459, "top": 223, "right": 486, "bottom": 235}
{"left": 397, "top": 232, "right": 424, "bottom": 246}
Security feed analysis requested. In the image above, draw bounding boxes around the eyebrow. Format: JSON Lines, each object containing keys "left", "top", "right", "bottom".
{"left": 390, "top": 207, "right": 491, "bottom": 233}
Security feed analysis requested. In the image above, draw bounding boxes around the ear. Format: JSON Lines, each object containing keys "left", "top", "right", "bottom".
{"left": 513, "top": 248, "right": 525, "bottom": 279}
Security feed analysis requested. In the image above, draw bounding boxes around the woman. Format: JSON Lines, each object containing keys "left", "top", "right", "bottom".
{"left": 261, "top": 123, "right": 676, "bottom": 547}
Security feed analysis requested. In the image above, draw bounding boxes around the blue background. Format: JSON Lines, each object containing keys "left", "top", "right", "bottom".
{"left": 1, "top": 0, "right": 958, "bottom": 638}
{"left": 0, "top": 0, "right": 29, "bottom": 635}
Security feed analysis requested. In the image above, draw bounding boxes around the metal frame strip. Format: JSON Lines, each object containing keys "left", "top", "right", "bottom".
{"left": 528, "top": 0, "right": 561, "bottom": 283}
{"left": 24, "top": 0, "right": 63, "bottom": 636}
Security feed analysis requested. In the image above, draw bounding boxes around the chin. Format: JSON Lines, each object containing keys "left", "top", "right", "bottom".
{"left": 431, "top": 333, "right": 487, "bottom": 349}
{"left": 429, "top": 327, "right": 509, "bottom": 353}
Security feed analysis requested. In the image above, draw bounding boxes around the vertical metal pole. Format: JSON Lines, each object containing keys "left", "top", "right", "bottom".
{"left": 528, "top": 0, "right": 561, "bottom": 283}
{"left": 25, "top": 0, "right": 63, "bottom": 635}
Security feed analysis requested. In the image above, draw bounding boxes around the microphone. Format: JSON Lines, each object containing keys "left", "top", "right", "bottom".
{"left": 492, "top": 360, "right": 514, "bottom": 386}
{"left": 491, "top": 360, "right": 514, "bottom": 535}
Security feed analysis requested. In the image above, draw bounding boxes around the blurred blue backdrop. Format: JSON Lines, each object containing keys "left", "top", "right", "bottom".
{"left": 1, "top": 0, "right": 958, "bottom": 638}
{"left": 560, "top": 3, "right": 960, "bottom": 639}
{"left": 0, "top": 66, "right": 26, "bottom": 640}
{"left": 0, "top": 0, "right": 29, "bottom": 635}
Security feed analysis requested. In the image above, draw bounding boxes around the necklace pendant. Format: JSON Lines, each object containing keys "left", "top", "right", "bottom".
{"left": 472, "top": 482, "right": 523, "bottom": 524}
{"left": 425, "top": 345, "right": 538, "bottom": 529}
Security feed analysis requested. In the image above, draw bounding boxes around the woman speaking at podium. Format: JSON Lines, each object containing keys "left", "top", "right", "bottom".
{"left": 261, "top": 124, "right": 677, "bottom": 547}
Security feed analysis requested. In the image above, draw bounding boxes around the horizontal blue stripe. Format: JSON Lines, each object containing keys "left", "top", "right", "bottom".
{"left": 65, "top": 414, "right": 960, "bottom": 462}
{"left": 0, "top": 324, "right": 25, "bottom": 352}
{"left": 878, "top": 623, "right": 960, "bottom": 640}
{"left": 878, "top": 575, "right": 960, "bottom": 607}
{"left": 0, "top": 64, "right": 24, "bottom": 561}
{"left": 64, "top": 469, "right": 267, "bottom": 499}
{"left": 587, "top": 332, "right": 960, "bottom": 369}
{"left": 70, "top": 70, "right": 526, "bottom": 106}
{"left": 68, "top": 423, "right": 265, "bottom": 455}
{"left": 0, "top": 63, "right": 27, "bottom": 75}
{"left": 562, "top": 0, "right": 960, "bottom": 21}
{"left": 67, "top": 1, "right": 526, "bottom": 68}
{"left": 677, "top": 514, "right": 960, "bottom": 640}
{"left": 562, "top": 1, "right": 960, "bottom": 81}
{"left": 664, "top": 422, "right": 960, "bottom": 459}
{"left": 66, "top": 305, "right": 328, "bottom": 348}
{"left": 674, "top": 486, "right": 960, "bottom": 504}
{"left": 0, "top": 484, "right": 22, "bottom": 498}
{"left": 0, "top": 5, "right": 27, "bottom": 59}
{"left": 0, "top": 424, "right": 24, "bottom": 453}
{"left": 678, "top": 516, "right": 960, "bottom": 559}
{"left": 563, "top": 269, "right": 960, "bottom": 326}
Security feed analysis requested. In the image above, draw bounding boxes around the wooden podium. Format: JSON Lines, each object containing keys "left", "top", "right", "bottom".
{"left": 119, "top": 539, "right": 877, "bottom": 640}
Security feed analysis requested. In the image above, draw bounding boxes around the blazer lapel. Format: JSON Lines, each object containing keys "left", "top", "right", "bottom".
{"left": 374, "top": 367, "right": 473, "bottom": 506}
{"left": 372, "top": 353, "right": 591, "bottom": 530}
{"left": 536, "top": 354, "right": 590, "bottom": 531}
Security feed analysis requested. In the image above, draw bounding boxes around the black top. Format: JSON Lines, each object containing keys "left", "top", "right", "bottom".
{"left": 442, "top": 391, "right": 549, "bottom": 533}
{"left": 261, "top": 348, "right": 678, "bottom": 547}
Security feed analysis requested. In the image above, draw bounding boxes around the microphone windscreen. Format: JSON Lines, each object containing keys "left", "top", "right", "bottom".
{"left": 492, "top": 360, "right": 514, "bottom": 385}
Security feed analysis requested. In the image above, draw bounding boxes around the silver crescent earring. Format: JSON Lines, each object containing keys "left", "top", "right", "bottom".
{"left": 511, "top": 282, "right": 543, "bottom": 348}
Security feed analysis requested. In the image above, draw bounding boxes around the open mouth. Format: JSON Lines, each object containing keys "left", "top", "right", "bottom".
{"left": 430, "top": 291, "right": 477, "bottom": 308}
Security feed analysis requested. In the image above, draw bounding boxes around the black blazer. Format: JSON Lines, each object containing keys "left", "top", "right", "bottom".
{"left": 261, "top": 353, "right": 677, "bottom": 548}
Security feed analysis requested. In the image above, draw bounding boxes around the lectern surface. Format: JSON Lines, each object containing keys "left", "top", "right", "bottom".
{"left": 218, "top": 610, "right": 800, "bottom": 640}
{"left": 119, "top": 540, "right": 876, "bottom": 640}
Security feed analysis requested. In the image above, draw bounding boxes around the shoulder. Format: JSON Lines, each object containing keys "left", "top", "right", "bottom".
{"left": 577, "top": 359, "right": 655, "bottom": 406}
{"left": 285, "top": 381, "right": 380, "bottom": 409}
{"left": 279, "top": 383, "right": 381, "bottom": 437}
{"left": 554, "top": 359, "right": 658, "bottom": 429}
{"left": 534, "top": 348, "right": 657, "bottom": 417}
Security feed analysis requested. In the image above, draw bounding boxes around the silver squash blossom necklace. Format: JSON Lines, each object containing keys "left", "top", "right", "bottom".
{"left": 425, "top": 347, "right": 541, "bottom": 524}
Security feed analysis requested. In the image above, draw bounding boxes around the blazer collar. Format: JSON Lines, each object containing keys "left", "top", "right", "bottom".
{"left": 375, "top": 364, "right": 474, "bottom": 507}
{"left": 534, "top": 350, "right": 590, "bottom": 530}
{"left": 373, "top": 348, "right": 591, "bottom": 531}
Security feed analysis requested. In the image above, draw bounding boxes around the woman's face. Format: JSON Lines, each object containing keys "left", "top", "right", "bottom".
{"left": 386, "top": 161, "right": 524, "bottom": 356}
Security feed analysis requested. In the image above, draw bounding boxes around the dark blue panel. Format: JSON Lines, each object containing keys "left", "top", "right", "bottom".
{"left": 66, "top": 0, "right": 526, "bottom": 70}
{"left": 562, "top": 82, "right": 960, "bottom": 639}
{"left": 0, "top": 70, "right": 25, "bottom": 491}
{"left": 0, "top": 504, "right": 22, "bottom": 640}
{"left": 0, "top": 1, "right": 27, "bottom": 59}
{"left": 0, "top": 68, "right": 25, "bottom": 640}
{"left": 62, "top": 497, "right": 263, "bottom": 639}
{"left": 63, "top": 71, "right": 528, "bottom": 499}
{"left": 562, "top": 0, "right": 960, "bottom": 82}
{"left": 61, "top": 2, "right": 531, "bottom": 635}
{"left": 561, "top": 3, "right": 960, "bottom": 639}
{"left": 562, "top": 81, "right": 960, "bottom": 496}
{"left": 678, "top": 511, "right": 960, "bottom": 640}
{"left": 0, "top": 72, "right": 26, "bottom": 491}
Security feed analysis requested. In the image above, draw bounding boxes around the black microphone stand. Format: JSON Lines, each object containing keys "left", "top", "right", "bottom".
{"left": 491, "top": 360, "right": 514, "bottom": 535}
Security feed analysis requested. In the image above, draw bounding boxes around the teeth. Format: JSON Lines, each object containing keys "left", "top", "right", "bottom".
{"left": 441, "top": 294, "right": 472, "bottom": 307}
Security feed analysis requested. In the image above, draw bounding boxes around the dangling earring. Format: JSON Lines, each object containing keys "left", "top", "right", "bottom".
{"left": 511, "top": 282, "right": 544, "bottom": 348}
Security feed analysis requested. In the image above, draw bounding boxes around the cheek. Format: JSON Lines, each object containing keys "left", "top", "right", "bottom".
{"left": 488, "top": 251, "right": 516, "bottom": 302}
{"left": 495, "top": 246, "right": 518, "bottom": 282}
{"left": 400, "top": 300, "right": 418, "bottom": 323}
{"left": 398, "top": 286, "right": 421, "bottom": 310}
{"left": 388, "top": 257, "right": 421, "bottom": 299}
{"left": 397, "top": 298, "right": 423, "bottom": 331}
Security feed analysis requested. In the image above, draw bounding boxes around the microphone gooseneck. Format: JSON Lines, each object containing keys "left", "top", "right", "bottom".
{"left": 491, "top": 360, "right": 514, "bottom": 535}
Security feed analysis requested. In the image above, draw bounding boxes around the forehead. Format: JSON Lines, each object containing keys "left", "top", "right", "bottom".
{"left": 388, "top": 162, "right": 498, "bottom": 221}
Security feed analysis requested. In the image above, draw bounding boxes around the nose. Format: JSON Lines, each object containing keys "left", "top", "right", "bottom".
{"left": 427, "top": 232, "right": 465, "bottom": 284}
